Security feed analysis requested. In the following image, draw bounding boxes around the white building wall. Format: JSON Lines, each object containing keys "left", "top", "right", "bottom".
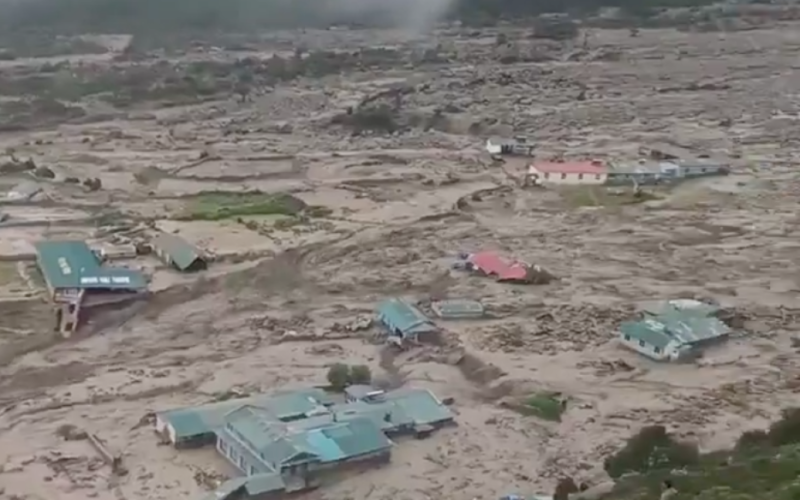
{"left": 618, "top": 336, "right": 681, "bottom": 361}
{"left": 528, "top": 167, "right": 608, "bottom": 185}
{"left": 485, "top": 139, "right": 503, "bottom": 155}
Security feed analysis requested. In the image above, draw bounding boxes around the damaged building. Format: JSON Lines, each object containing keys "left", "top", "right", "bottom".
{"left": 34, "top": 240, "right": 149, "bottom": 337}
{"left": 157, "top": 387, "right": 455, "bottom": 500}
{"left": 618, "top": 299, "right": 732, "bottom": 361}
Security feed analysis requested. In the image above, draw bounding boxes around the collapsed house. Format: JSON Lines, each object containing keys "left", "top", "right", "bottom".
{"left": 156, "top": 387, "right": 455, "bottom": 500}
{"left": 618, "top": 299, "right": 731, "bottom": 361}
{"left": 453, "top": 251, "right": 555, "bottom": 285}
{"left": 376, "top": 298, "right": 438, "bottom": 344}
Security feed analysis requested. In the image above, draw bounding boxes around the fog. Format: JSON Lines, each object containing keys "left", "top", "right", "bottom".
{"left": 0, "top": 0, "right": 460, "bottom": 33}
{"left": 319, "top": 0, "right": 457, "bottom": 31}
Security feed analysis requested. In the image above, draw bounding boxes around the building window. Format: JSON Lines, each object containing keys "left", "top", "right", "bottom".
{"left": 654, "top": 346, "right": 661, "bottom": 353}
{"left": 250, "top": 465, "right": 257, "bottom": 475}
{"left": 578, "top": 173, "right": 583, "bottom": 180}
{"left": 595, "top": 175, "right": 601, "bottom": 180}
{"left": 544, "top": 173, "right": 550, "bottom": 179}
{"left": 639, "top": 340, "right": 645, "bottom": 347}
{"left": 561, "top": 173, "right": 566, "bottom": 179}
{"left": 701, "top": 167, "right": 707, "bottom": 173}
{"left": 219, "top": 440, "right": 227, "bottom": 453}
{"left": 624, "top": 334, "right": 631, "bottom": 341}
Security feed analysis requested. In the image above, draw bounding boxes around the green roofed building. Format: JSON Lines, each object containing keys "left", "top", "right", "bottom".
{"left": 161, "top": 386, "right": 455, "bottom": 500}
{"left": 151, "top": 233, "right": 208, "bottom": 272}
{"left": 33, "top": 240, "right": 147, "bottom": 336}
{"left": 619, "top": 299, "right": 731, "bottom": 362}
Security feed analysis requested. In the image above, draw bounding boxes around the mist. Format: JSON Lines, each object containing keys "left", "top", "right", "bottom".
{"left": 0, "top": 0, "right": 461, "bottom": 34}
{"left": 316, "top": 0, "right": 457, "bottom": 32}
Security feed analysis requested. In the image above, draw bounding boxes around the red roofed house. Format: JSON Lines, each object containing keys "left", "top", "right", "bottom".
{"left": 527, "top": 160, "right": 608, "bottom": 185}
{"left": 468, "top": 251, "right": 530, "bottom": 282}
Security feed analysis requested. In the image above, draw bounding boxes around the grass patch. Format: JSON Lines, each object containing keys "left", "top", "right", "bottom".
{"left": 175, "top": 191, "right": 307, "bottom": 221}
{"left": 559, "top": 186, "right": 662, "bottom": 208}
{"left": 516, "top": 391, "right": 565, "bottom": 422}
{"left": 606, "top": 446, "right": 800, "bottom": 500}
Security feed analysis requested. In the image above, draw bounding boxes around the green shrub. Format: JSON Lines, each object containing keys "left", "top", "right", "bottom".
{"left": 735, "top": 430, "right": 770, "bottom": 455}
{"left": 603, "top": 425, "right": 700, "bottom": 479}
{"left": 349, "top": 365, "right": 372, "bottom": 385}
{"left": 768, "top": 408, "right": 800, "bottom": 447}
{"left": 326, "top": 363, "right": 350, "bottom": 392}
{"left": 520, "top": 392, "right": 565, "bottom": 422}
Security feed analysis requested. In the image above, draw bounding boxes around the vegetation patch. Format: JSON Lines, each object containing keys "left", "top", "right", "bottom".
{"left": 512, "top": 391, "right": 566, "bottom": 422}
{"left": 326, "top": 363, "right": 373, "bottom": 392}
{"left": 599, "top": 409, "right": 800, "bottom": 500}
{"left": 175, "top": 191, "right": 307, "bottom": 221}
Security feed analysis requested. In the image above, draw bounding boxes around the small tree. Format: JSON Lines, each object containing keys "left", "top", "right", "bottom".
{"left": 768, "top": 408, "right": 800, "bottom": 446}
{"left": 349, "top": 365, "right": 372, "bottom": 385}
{"left": 735, "top": 429, "right": 770, "bottom": 455}
{"left": 604, "top": 425, "right": 699, "bottom": 478}
{"left": 327, "top": 363, "right": 350, "bottom": 392}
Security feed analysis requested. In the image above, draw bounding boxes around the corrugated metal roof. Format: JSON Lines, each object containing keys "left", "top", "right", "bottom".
{"left": 152, "top": 233, "right": 206, "bottom": 271}
{"left": 305, "top": 429, "right": 345, "bottom": 461}
{"left": 658, "top": 313, "right": 730, "bottom": 344}
{"left": 34, "top": 240, "right": 146, "bottom": 290}
{"left": 385, "top": 388, "right": 454, "bottom": 427}
{"left": 321, "top": 417, "right": 392, "bottom": 458}
{"left": 203, "top": 472, "right": 287, "bottom": 500}
{"left": 621, "top": 309, "right": 730, "bottom": 350}
{"left": 376, "top": 298, "right": 437, "bottom": 337}
{"left": 244, "top": 473, "right": 286, "bottom": 495}
{"left": 431, "top": 299, "right": 485, "bottom": 319}
{"left": 468, "top": 251, "right": 529, "bottom": 282}
{"left": 620, "top": 320, "right": 673, "bottom": 350}
{"left": 158, "top": 388, "right": 332, "bottom": 440}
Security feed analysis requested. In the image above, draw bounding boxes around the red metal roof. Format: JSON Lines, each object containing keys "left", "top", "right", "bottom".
{"left": 469, "top": 251, "right": 529, "bottom": 282}
{"left": 530, "top": 160, "right": 607, "bottom": 175}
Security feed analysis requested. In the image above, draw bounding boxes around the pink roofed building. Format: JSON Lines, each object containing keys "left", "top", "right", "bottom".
{"left": 527, "top": 160, "right": 608, "bottom": 185}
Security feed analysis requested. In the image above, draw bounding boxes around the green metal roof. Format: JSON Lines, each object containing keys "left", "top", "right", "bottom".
{"left": 244, "top": 473, "right": 286, "bottom": 495}
{"left": 320, "top": 417, "right": 392, "bottom": 458}
{"left": 619, "top": 320, "right": 673, "bottom": 350}
{"left": 222, "top": 406, "right": 389, "bottom": 466}
{"left": 159, "top": 388, "right": 332, "bottom": 440}
{"left": 330, "top": 388, "right": 454, "bottom": 429}
{"left": 34, "top": 240, "right": 146, "bottom": 290}
{"left": 204, "top": 473, "right": 286, "bottom": 500}
{"left": 152, "top": 233, "right": 206, "bottom": 271}
{"left": 431, "top": 299, "right": 485, "bottom": 319}
{"left": 385, "top": 388, "right": 454, "bottom": 427}
{"left": 658, "top": 313, "right": 730, "bottom": 344}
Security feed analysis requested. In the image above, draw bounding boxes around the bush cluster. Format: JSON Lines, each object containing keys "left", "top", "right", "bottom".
{"left": 326, "top": 363, "right": 372, "bottom": 392}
